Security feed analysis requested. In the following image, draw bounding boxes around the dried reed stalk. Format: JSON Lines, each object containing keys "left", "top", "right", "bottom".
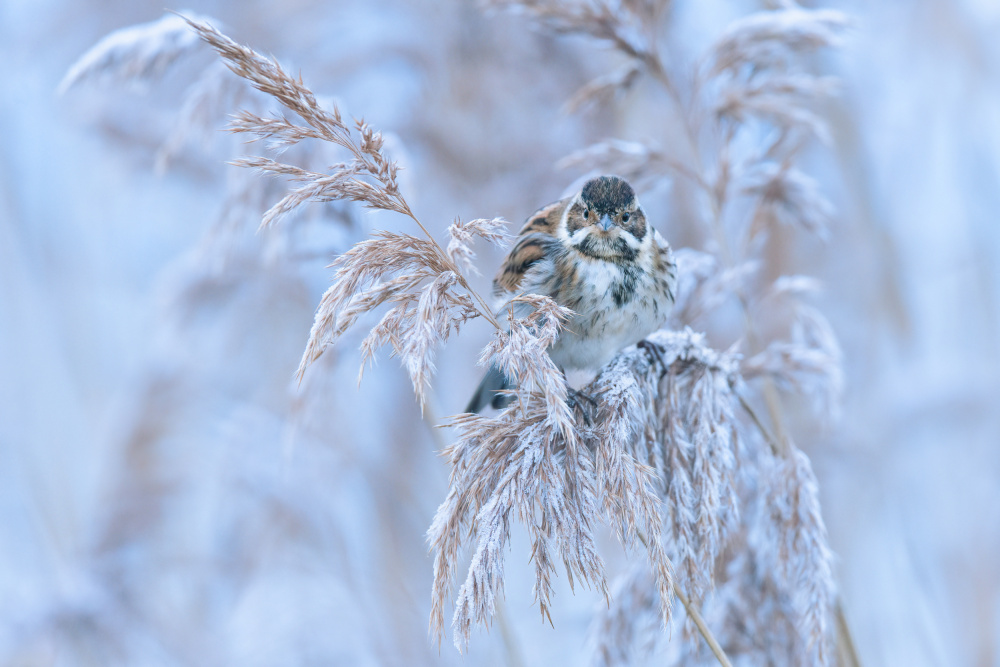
{"left": 180, "top": 17, "right": 520, "bottom": 399}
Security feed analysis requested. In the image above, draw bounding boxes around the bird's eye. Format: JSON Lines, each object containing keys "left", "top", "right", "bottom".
{"left": 583, "top": 209, "right": 589, "bottom": 219}
{"left": 622, "top": 212, "right": 631, "bottom": 222}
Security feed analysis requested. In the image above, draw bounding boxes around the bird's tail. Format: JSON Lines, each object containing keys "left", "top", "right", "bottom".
{"left": 465, "top": 366, "right": 515, "bottom": 413}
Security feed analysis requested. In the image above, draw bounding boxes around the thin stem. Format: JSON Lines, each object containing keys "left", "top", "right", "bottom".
{"left": 835, "top": 599, "right": 862, "bottom": 667}
{"left": 674, "top": 587, "right": 733, "bottom": 667}
{"left": 662, "top": 156, "right": 712, "bottom": 193}
{"left": 737, "top": 393, "right": 780, "bottom": 456}
{"left": 635, "top": 531, "right": 733, "bottom": 667}
{"left": 494, "top": 598, "right": 527, "bottom": 667}
{"left": 421, "top": 401, "right": 448, "bottom": 451}
{"left": 401, "top": 208, "right": 502, "bottom": 331}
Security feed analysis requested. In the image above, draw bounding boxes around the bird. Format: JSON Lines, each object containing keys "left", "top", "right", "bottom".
{"left": 466, "top": 174, "right": 677, "bottom": 413}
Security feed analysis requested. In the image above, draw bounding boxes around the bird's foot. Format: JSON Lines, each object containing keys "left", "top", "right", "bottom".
{"left": 566, "top": 387, "right": 598, "bottom": 426}
{"left": 638, "top": 339, "right": 667, "bottom": 370}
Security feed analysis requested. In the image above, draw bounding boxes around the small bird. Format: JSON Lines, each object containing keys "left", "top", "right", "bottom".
{"left": 467, "top": 175, "right": 677, "bottom": 413}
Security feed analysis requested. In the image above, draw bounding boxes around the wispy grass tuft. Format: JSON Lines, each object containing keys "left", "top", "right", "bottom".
{"left": 58, "top": 12, "right": 208, "bottom": 93}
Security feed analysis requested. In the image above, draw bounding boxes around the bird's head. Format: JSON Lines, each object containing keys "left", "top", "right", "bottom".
{"left": 564, "top": 175, "right": 648, "bottom": 261}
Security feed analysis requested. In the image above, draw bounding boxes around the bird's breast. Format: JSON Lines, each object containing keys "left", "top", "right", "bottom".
{"left": 550, "top": 255, "right": 673, "bottom": 371}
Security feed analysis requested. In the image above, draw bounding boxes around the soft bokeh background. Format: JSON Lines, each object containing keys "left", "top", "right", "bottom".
{"left": 1, "top": 0, "right": 998, "bottom": 665}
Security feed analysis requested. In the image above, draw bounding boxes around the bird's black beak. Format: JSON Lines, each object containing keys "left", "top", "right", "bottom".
{"left": 600, "top": 214, "right": 614, "bottom": 231}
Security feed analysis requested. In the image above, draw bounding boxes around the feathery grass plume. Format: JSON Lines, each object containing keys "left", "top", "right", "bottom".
{"left": 485, "top": 0, "right": 650, "bottom": 57}
{"left": 557, "top": 139, "right": 701, "bottom": 193}
{"left": 769, "top": 448, "right": 836, "bottom": 665}
{"left": 486, "top": 295, "right": 575, "bottom": 432}
{"left": 58, "top": 12, "right": 210, "bottom": 94}
{"left": 433, "top": 402, "right": 604, "bottom": 651}
{"left": 643, "top": 330, "right": 740, "bottom": 606}
{"left": 429, "top": 328, "right": 743, "bottom": 651}
{"left": 669, "top": 253, "right": 761, "bottom": 330}
{"left": 183, "top": 17, "right": 411, "bottom": 220}
{"left": 743, "top": 304, "right": 843, "bottom": 421}
{"left": 710, "top": 8, "right": 846, "bottom": 142}
{"left": 742, "top": 162, "right": 836, "bottom": 238}
{"left": 494, "top": 2, "right": 850, "bottom": 664}
{"left": 178, "top": 16, "right": 519, "bottom": 408}
{"left": 446, "top": 216, "right": 511, "bottom": 276}
{"left": 299, "top": 229, "right": 476, "bottom": 400}
{"left": 711, "top": 9, "right": 848, "bottom": 76}
{"left": 428, "top": 299, "right": 588, "bottom": 651}
{"left": 563, "top": 63, "right": 641, "bottom": 114}
{"left": 180, "top": 15, "right": 583, "bottom": 452}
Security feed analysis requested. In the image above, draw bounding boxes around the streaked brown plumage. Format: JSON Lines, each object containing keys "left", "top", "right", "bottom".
{"left": 468, "top": 175, "right": 677, "bottom": 413}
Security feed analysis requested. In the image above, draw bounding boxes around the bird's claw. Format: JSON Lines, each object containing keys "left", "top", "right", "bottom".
{"left": 638, "top": 339, "right": 666, "bottom": 370}
{"left": 567, "top": 387, "right": 598, "bottom": 426}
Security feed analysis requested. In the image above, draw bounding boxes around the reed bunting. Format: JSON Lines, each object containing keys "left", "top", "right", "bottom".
{"left": 467, "top": 175, "right": 677, "bottom": 413}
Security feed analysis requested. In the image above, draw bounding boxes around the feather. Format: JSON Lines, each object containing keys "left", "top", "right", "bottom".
{"left": 465, "top": 365, "right": 513, "bottom": 413}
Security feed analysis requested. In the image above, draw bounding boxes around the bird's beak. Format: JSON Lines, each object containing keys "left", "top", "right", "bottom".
{"left": 600, "top": 214, "right": 614, "bottom": 231}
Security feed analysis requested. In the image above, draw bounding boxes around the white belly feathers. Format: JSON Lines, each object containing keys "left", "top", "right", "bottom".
{"left": 548, "top": 256, "right": 670, "bottom": 372}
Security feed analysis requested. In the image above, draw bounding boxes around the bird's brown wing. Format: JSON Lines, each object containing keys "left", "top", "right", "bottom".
{"left": 494, "top": 198, "right": 568, "bottom": 294}
{"left": 653, "top": 230, "right": 678, "bottom": 303}
{"left": 516, "top": 198, "right": 567, "bottom": 236}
